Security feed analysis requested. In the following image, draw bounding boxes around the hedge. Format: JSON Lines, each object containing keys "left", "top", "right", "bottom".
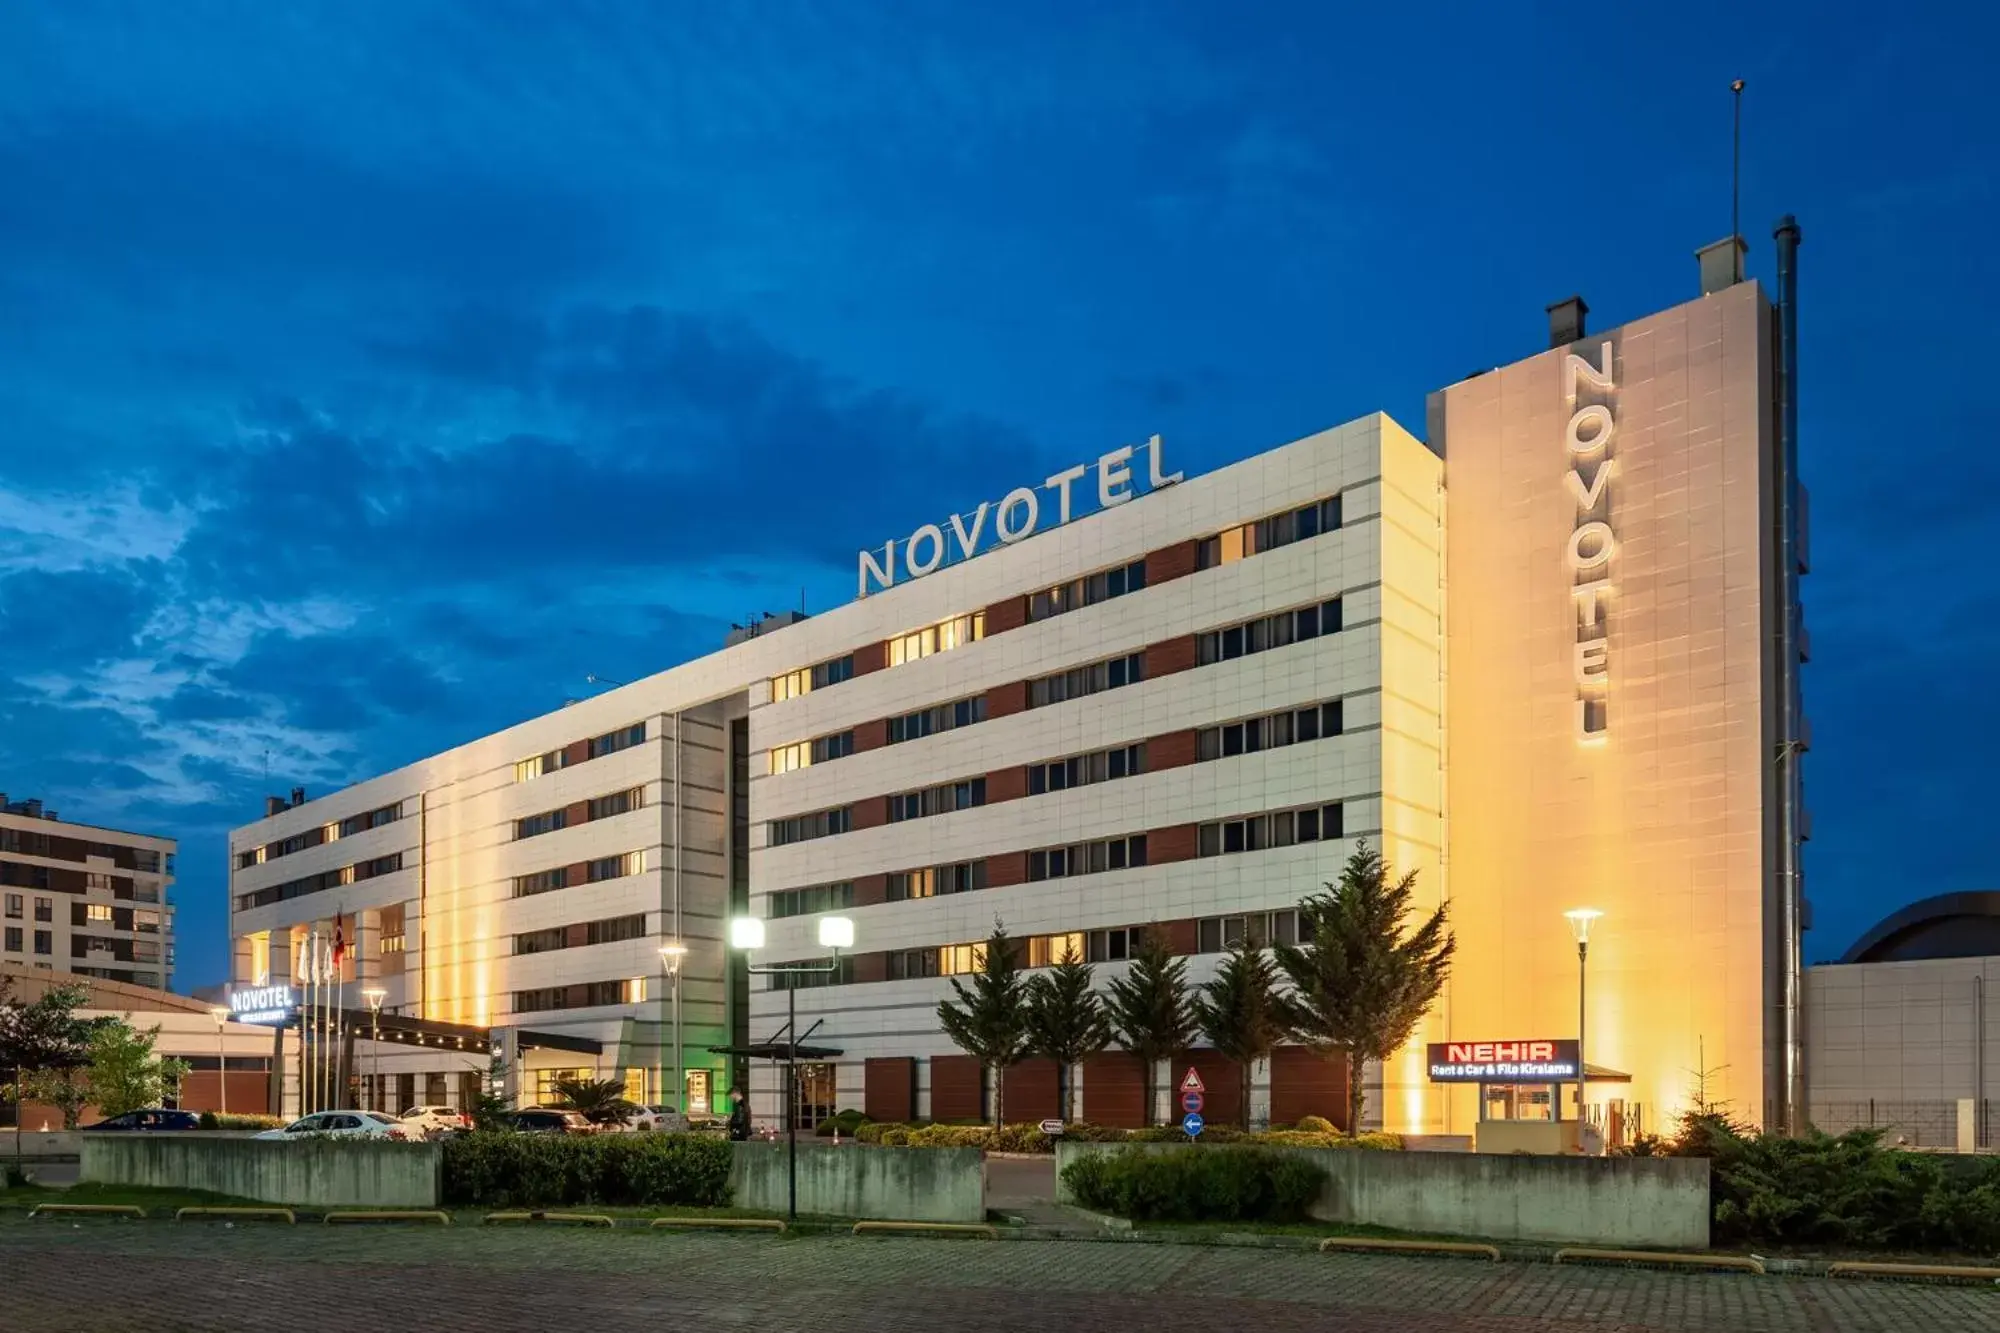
{"left": 198, "top": 1111, "right": 287, "bottom": 1131}
{"left": 1062, "top": 1145, "right": 1327, "bottom": 1223}
{"left": 852, "top": 1120, "right": 1402, "bottom": 1152}
{"left": 441, "top": 1131, "right": 733, "bottom": 1208}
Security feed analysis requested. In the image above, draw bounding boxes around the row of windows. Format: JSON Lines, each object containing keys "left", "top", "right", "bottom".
{"left": 771, "top": 654, "right": 854, "bottom": 703}
{"left": 887, "top": 611, "right": 985, "bottom": 668}
{"left": 768, "top": 881, "right": 856, "bottom": 919}
{"left": 237, "top": 802, "right": 401, "bottom": 869}
{"left": 888, "top": 694, "right": 986, "bottom": 744}
{"left": 769, "top": 729, "right": 854, "bottom": 775}
{"left": 514, "top": 913, "right": 648, "bottom": 956}
{"left": 512, "top": 977, "right": 645, "bottom": 1014}
{"left": 1029, "top": 559, "right": 1147, "bottom": 623}
{"left": 1197, "top": 909, "right": 1303, "bottom": 953}
{"left": 2, "top": 893, "right": 51, "bottom": 920}
{"left": 889, "top": 777, "right": 986, "bottom": 823}
{"left": 1197, "top": 599, "right": 1342, "bottom": 667}
{"left": 1, "top": 927, "right": 51, "bottom": 955}
{"left": 768, "top": 807, "right": 852, "bottom": 846}
{"left": 1029, "top": 834, "right": 1148, "bottom": 882}
{"left": 514, "top": 787, "right": 645, "bottom": 841}
{"left": 1029, "top": 743, "right": 1144, "bottom": 796}
{"left": 1197, "top": 700, "right": 1345, "bottom": 761}
{"left": 889, "top": 930, "right": 1085, "bottom": 981}
{"left": 234, "top": 853, "right": 403, "bottom": 911}
{"left": 514, "top": 722, "right": 648, "bottom": 783}
{"left": 1198, "top": 494, "right": 1342, "bottom": 570}
{"left": 1028, "top": 651, "right": 1144, "bottom": 709}
{"left": 1198, "top": 803, "right": 1343, "bottom": 856}
{"left": 889, "top": 860, "right": 985, "bottom": 901}
{"left": 512, "top": 851, "right": 644, "bottom": 899}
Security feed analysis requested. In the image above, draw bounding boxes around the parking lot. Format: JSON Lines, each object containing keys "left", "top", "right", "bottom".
{"left": 2, "top": 1215, "right": 1995, "bottom": 1333}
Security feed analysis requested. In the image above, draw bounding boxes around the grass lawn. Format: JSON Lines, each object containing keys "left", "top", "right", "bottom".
{"left": 0, "top": 1182, "right": 268, "bottom": 1214}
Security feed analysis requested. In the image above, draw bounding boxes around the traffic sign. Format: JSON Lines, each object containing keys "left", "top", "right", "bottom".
{"left": 1181, "top": 1090, "right": 1204, "bottom": 1114}
{"left": 1182, "top": 1111, "right": 1205, "bottom": 1138}
{"left": 1179, "top": 1067, "right": 1206, "bottom": 1095}
{"left": 1039, "top": 1119, "right": 1065, "bottom": 1136}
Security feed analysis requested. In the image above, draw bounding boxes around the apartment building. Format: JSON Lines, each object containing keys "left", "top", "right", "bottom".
{"left": 0, "top": 796, "right": 176, "bottom": 990}
{"left": 227, "top": 239, "right": 1808, "bottom": 1137}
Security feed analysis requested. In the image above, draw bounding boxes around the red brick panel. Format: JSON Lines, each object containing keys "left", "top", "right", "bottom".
{"left": 1149, "top": 730, "right": 1200, "bottom": 770}
{"left": 564, "top": 861, "right": 592, "bottom": 886}
{"left": 563, "top": 740, "right": 591, "bottom": 768}
{"left": 1082, "top": 1052, "right": 1147, "bottom": 1128}
{"left": 986, "top": 680, "right": 1030, "bottom": 719}
{"left": 1149, "top": 824, "right": 1200, "bottom": 864}
{"left": 1184, "top": 1050, "right": 1244, "bottom": 1128}
{"left": 1143, "top": 635, "right": 1199, "bottom": 680}
{"left": 1003, "top": 1058, "right": 1061, "bottom": 1124}
{"left": 850, "top": 952, "right": 888, "bottom": 984}
{"left": 984, "top": 596, "right": 1029, "bottom": 635}
{"left": 986, "top": 852, "right": 1029, "bottom": 888}
{"left": 1270, "top": 1045, "right": 1351, "bottom": 1131}
{"left": 1145, "top": 538, "right": 1201, "bottom": 587}
{"left": 864, "top": 1057, "right": 916, "bottom": 1123}
{"left": 565, "top": 924, "right": 588, "bottom": 948}
{"left": 850, "top": 797, "right": 890, "bottom": 832}
{"left": 852, "top": 641, "right": 887, "bottom": 676}
{"left": 985, "top": 767, "right": 1029, "bottom": 804}
{"left": 564, "top": 801, "right": 590, "bottom": 828}
{"left": 930, "top": 1054, "right": 984, "bottom": 1122}
{"left": 1158, "top": 919, "right": 1200, "bottom": 956}
{"left": 852, "top": 718, "right": 890, "bottom": 752}
{"left": 853, "top": 874, "right": 889, "bottom": 907}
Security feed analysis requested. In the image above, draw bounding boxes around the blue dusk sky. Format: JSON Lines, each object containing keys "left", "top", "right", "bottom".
{"left": 1, "top": 3, "right": 1993, "bottom": 989}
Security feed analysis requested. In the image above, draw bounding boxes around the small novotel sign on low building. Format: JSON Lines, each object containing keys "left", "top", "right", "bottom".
{"left": 228, "top": 984, "right": 297, "bottom": 1025}
{"left": 1426, "top": 1039, "right": 1581, "bottom": 1082}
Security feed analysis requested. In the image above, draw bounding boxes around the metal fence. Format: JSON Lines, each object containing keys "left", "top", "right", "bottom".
{"left": 1808, "top": 1099, "right": 1991, "bottom": 1149}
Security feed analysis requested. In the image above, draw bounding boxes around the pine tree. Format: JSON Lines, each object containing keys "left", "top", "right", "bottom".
{"left": 936, "top": 921, "right": 1031, "bottom": 1127}
{"left": 1103, "top": 927, "right": 1198, "bottom": 1125}
{"left": 1025, "top": 949, "right": 1111, "bottom": 1122}
{"left": 1275, "top": 841, "right": 1455, "bottom": 1136}
{"left": 1191, "top": 937, "right": 1286, "bottom": 1129}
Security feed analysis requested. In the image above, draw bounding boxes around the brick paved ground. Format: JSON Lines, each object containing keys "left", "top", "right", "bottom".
{"left": 1, "top": 1216, "right": 1994, "bottom": 1333}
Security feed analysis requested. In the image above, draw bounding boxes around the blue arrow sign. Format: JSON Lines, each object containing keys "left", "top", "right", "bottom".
{"left": 1182, "top": 1111, "right": 1205, "bottom": 1138}
{"left": 1181, "top": 1090, "right": 1204, "bottom": 1114}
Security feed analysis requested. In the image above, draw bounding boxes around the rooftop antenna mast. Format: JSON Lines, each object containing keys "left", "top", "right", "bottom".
{"left": 1731, "top": 79, "right": 1746, "bottom": 281}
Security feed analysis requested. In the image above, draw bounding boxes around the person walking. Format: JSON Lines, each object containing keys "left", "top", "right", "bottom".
{"left": 727, "top": 1087, "right": 751, "bottom": 1142}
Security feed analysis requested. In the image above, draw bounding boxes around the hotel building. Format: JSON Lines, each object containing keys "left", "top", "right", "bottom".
{"left": 226, "top": 231, "right": 1807, "bottom": 1138}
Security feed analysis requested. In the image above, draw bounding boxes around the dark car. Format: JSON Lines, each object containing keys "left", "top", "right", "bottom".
{"left": 84, "top": 1108, "right": 202, "bottom": 1132}
{"left": 508, "top": 1108, "right": 591, "bottom": 1135}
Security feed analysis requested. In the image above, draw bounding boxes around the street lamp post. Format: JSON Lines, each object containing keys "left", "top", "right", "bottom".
{"left": 1563, "top": 909, "right": 1602, "bottom": 1148}
{"left": 208, "top": 1008, "right": 230, "bottom": 1117}
{"left": 658, "top": 942, "right": 688, "bottom": 1112}
{"left": 727, "top": 914, "right": 853, "bottom": 1223}
{"left": 362, "top": 988, "right": 387, "bottom": 1113}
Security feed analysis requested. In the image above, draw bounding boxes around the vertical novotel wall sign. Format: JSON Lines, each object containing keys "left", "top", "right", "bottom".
{"left": 858, "top": 435, "right": 1182, "bottom": 599}
{"left": 1565, "top": 342, "right": 1617, "bottom": 742}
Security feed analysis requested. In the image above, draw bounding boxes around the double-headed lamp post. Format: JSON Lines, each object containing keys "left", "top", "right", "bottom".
{"left": 658, "top": 941, "right": 688, "bottom": 1112}
{"left": 362, "top": 988, "right": 387, "bottom": 1113}
{"left": 1563, "top": 909, "right": 1602, "bottom": 1142}
{"left": 727, "top": 913, "right": 853, "bottom": 1223}
{"left": 208, "top": 1007, "right": 230, "bottom": 1116}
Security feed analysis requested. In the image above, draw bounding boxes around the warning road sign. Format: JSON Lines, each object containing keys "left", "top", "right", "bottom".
{"left": 1179, "top": 1067, "right": 1206, "bottom": 1095}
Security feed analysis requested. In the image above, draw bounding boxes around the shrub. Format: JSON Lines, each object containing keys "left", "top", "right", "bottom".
{"left": 855, "top": 1121, "right": 892, "bottom": 1145}
{"left": 1295, "top": 1115, "right": 1337, "bottom": 1135}
{"left": 814, "top": 1109, "right": 869, "bottom": 1138}
{"left": 198, "top": 1111, "right": 286, "bottom": 1131}
{"left": 1062, "top": 1146, "right": 1326, "bottom": 1223}
{"left": 440, "top": 1131, "right": 733, "bottom": 1208}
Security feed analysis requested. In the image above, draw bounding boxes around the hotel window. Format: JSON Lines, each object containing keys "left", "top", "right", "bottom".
{"left": 938, "top": 941, "right": 986, "bottom": 976}
{"left": 338, "top": 803, "right": 401, "bottom": 837}
{"left": 85, "top": 903, "right": 113, "bottom": 924}
{"left": 771, "top": 653, "right": 855, "bottom": 702}
{"left": 767, "top": 807, "right": 852, "bottom": 846}
{"left": 764, "top": 956, "right": 855, "bottom": 990}
{"left": 886, "top": 611, "right": 985, "bottom": 668}
{"left": 1198, "top": 700, "right": 1345, "bottom": 761}
{"left": 887, "top": 694, "right": 987, "bottom": 744}
{"left": 1198, "top": 803, "right": 1344, "bottom": 857}
{"left": 1028, "top": 559, "right": 1148, "bottom": 623}
{"left": 512, "top": 979, "right": 643, "bottom": 1015}
{"left": 134, "top": 909, "right": 161, "bottom": 934}
{"left": 33, "top": 897, "right": 51, "bottom": 922}
{"left": 888, "top": 777, "right": 986, "bottom": 823}
{"left": 589, "top": 722, "right": 647, "bottom": 759}
{"left": 515, "top": 750, "right": 565, "bottom": 782}
{"left": 768, "top": 881, "right": 856, "bottom": 919}
{"left": 1028, "top": 834, "right": 1148, "bottom": 882}
{"left": 1025, "top": 932, "right": 1085, "bottom": 968}
{"left": 889, "top": 947, "right": 939, "bottom": 980}
{"left": 1197, "top": 599, "right": 1342, "bottom": 667}
{"left": 3, "top": 893, "right": 19, "bottom": 919}
{"left": 1027, "top": 652, "right": 1145, "bottom": 708}
{"left": 588, "top": 787, "right": 645, "bottom": 821}
{"left": 1028, "top": 743, "right": 1145, "bottom": 796}
{"left": 33, "top": 930, "right": 51, "bottom": 955}
{"left": 888, "top": 861, "right": 985, "bottom": 902}
{"left": 1196, "top": 909, "right": 1300, "bottom": 954}
{"left": 587, "top": 852, "right": 643, "bottom": 883}
{"left": 1198, "top": 494, "right": 1343, "bottom": 570}
{"left": 85, "top": 872, "right": 113, "bottom": 892}
{"left": 2, "top": 927, "right": 18, "bottom": 953}
{"left": 1086, "top": 926, "right": 1139, "bottom": 963}
{"left": 769, "top": 729, "right": 854, "bottom": 775}
{"left": 514, "top": 866, "right": 569, "bottom": 898}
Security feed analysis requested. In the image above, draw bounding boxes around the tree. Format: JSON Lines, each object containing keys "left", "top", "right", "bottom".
{"left": 1103, "top": 926, "right": 1198, "bottom": 1125}
{"left": 0, "top": 980, "right": 94, "bottom": 1140}
{"left": 21, "top": 1068, "right": 91, "bottom": 1129}
{"left": 86, "top": 1018, "right": 189, "bottom": 1118}
{"left": 1191, "top": 937, "right": 1287, "bottom": 1129}
{"left": 1275, "top": 841, "right": 1455, "bottom": 1137}
{"left": 547, "top": 1076, "right": 634, "bottom": 1126}
{"left": 936, "top": 921, "right": 1031, "bottom": 1127}
{"left": 1025, "top": 948, "right": 1111, "bottom": 1122}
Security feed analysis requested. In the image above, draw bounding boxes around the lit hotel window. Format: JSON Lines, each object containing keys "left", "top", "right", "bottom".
{"left": 887, "top": 612, "right": 984, "bottom": 667}
{"left": 85, "top": 903, "right": 113, "bottom": 923}
{"left": 771, "top": 654, "right": 855, "bottom": 702}
{"left": 769, "top": 730, "right": 854, "bottom": 775}
{"left": 1198, "top": 495, "right": 1342, "bottom": 569}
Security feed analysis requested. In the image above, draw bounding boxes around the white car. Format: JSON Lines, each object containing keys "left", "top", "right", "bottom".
{"left": 256, "top": 1110, "right": 412, "bottom": 1141}
{"left": 627, "top": 1105, "right": 689, "bottom": 1133}
{"left": 399, "top": 1105, "right": 472, "bottom": 1138}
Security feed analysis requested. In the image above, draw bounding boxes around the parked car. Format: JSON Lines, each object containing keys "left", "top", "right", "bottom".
{"left": 255, "top": 1111, "right": 412, "bottom": 1141}
{"left": 628, "top": 1105, "right": 689, "bottom": 1133}
{"left": 83, "top": 1108, "right": 201, "bottom": 1132}
{"left": 398, "top": 1105, "right": 472, "bottom": 1138}
{"left": 508, "top": 1108, "right": 593, "bottom": 1135}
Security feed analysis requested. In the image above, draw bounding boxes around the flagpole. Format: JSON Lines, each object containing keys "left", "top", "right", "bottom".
{"left": 301, "top": 930, "right": 313, "bottom": 1115}
{"left": 310, "top": 929, "right": 320, "bottom": 1114}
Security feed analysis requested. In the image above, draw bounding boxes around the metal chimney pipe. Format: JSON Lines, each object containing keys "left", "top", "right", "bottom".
{"left": 1773, "top": 213, "right": 1806, "bottom": 1136}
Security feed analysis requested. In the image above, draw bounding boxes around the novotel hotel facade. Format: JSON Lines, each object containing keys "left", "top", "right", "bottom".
{"left": 225, "top": 233, "right": 1808, "bottom": 1137}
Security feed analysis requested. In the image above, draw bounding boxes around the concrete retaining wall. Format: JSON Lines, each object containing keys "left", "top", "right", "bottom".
{"left": 729, "top": 1143, "right": 984, "bottom": 1223}
{"left": 1055, "top": 1143, "right": 1710, "bottom": 1248}
{"left": 83, "top": 1133, "right": 441, "bottom": 1208}
{"left": 4, "top": 1130, "right": 82, "bottom": 1160}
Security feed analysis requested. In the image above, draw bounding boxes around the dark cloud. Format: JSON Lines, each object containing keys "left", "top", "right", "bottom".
{"left": 220, "top": 632, "right": 456, "bottom": 734}
{"left": 0, "top": 565, "right": 163, "bottom": 670}
{"left": 156, "top": 685, "right": 265, "bottom": 724}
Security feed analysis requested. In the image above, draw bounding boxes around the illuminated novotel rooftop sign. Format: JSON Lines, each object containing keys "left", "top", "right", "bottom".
{"left": 857, "top": 435, "right": 1182, "bottom": 599}
{"left": 229, "top": 984, "right": 297, "bottom": 1025}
